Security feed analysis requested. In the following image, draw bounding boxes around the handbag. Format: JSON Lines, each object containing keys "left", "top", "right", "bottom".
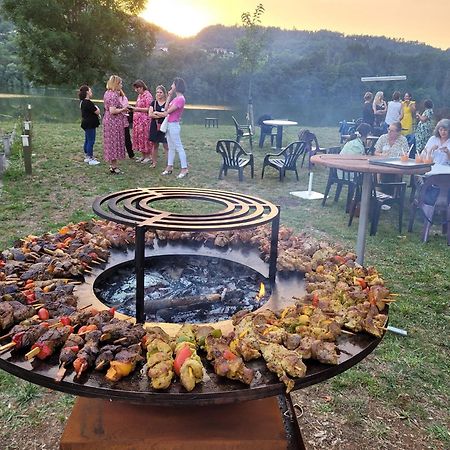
{"left": 160, "top": 116, "right": 169, "bottom": 133}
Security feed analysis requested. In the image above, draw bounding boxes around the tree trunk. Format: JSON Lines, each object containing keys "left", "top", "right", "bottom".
{"left": 247, "top": 77, "right": 254, "bottom": 129}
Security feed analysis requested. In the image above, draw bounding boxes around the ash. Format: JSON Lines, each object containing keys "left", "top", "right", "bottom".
{"left": 95, "top": 255, "right": 267, "bottom": 323}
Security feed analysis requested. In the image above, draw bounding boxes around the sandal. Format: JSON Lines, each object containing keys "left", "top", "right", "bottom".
{"left": 109, "top": 166, "right": 122, "bottom": 174}
{"left": 161, "top": 170, "right": 173, "bottom": 175}
{"left": 177, "top": 172, "right": 188, "bottom": 179}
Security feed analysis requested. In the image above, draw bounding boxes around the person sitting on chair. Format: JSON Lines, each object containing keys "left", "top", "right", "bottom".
{"left": 340, "top": 123, "right": 372, "bottom": 156}
{"left": 374, "top": 122, "right": 409, "bottom": 157}
{"left": 423, "top": 119, "right": 450, "bottom": 165}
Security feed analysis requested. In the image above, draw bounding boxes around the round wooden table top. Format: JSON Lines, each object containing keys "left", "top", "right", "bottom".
{"left": 263, "top": 119, "right": 298, "bottom": 127}
{"left": 311, "top": 154, "right": 432, "bottom": 175}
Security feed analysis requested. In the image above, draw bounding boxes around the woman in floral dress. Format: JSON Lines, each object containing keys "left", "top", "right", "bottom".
{"left": 130, "top": 80, "right": 153, "bottom": 163}
{"left": 103, "top": 75, "right": 128, "bottom": 174}
{"left": 415, "top": 99, "right": 434, "bottom": 154}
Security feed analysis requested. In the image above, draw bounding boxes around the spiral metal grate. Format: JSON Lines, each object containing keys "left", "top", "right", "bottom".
{"left": 92, "top": 187, "right": 279, "bottom": 231}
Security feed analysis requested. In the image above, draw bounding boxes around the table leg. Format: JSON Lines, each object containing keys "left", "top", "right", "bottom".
{"left": 356, "top": 172, "right": 371, "bottom": 265}
{"left": 276, "top": 126, "right": 283, "bottom": 149}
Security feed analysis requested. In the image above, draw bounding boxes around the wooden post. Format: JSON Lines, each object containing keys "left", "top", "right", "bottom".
{"left": 26, "top": 104, "right": 32, "bottom": 121}
{"left": 21, "top": 134, "right": 32, "bottom": 175}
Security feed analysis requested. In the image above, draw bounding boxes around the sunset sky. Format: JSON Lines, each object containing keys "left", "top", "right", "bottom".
{"left": 141, "top": 0, "right": 449, "bottom": 50}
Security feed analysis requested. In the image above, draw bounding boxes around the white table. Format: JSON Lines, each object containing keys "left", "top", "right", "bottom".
{"left": 263, "top": 120, "right": 298, "bottom": 149}
{"left": 426, "top": 164, "right": 450, "bottom": 176}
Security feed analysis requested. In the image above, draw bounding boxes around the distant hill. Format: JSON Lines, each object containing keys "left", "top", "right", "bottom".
{"left": 146, "top": 24, "right": 450, "bottom": 124}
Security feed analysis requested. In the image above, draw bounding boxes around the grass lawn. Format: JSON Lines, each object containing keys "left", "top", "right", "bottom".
{"left": 0, "top": 120, "right": 449, "bottom": 449}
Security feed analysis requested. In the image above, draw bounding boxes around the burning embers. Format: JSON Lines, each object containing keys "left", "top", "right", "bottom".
{"left": 94, "top": 255, "right": 269, "bottom": 323}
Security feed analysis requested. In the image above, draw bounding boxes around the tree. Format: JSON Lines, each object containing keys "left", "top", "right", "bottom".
{"left": 236, "top": 3, "right": 267, "bottom": 128}
{"left": 1, "top": 0, "right": 155, "bottom": 85}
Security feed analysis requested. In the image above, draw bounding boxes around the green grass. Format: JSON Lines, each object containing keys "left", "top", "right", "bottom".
{"left": 0, "top": 120, "right": 449, "bottom": 448}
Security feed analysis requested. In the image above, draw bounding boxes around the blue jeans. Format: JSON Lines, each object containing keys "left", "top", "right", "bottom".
{"left": 83, "top": 128, "right": 96, "bottom": 158}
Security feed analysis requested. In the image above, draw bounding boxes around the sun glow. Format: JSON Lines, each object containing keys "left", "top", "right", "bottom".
{"left": 141, "top": 0, "right": 215, "bottom": 38}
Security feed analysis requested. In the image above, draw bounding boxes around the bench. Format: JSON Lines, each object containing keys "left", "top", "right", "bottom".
{"left": 205, "top": 117, "right": 219, "bottom": 128}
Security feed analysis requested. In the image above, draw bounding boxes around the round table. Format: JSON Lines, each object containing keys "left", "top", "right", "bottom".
{"left": 263, "top": 119, "right": 298, "bottom": 149}
{"left": 310, "top": 154, "right": 432, "bottom": 264}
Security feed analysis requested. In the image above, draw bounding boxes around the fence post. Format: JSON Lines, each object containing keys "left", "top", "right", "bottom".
{"left": 2, "top": 134, "right": 11, "bottom": 157}
{"left": 23, "top": 120, "right": 32, "bottom": 147}
{"left": 26, "top": 104, "right": 32, "bottom": 121}
{"left": 21, "top": 134, "right": 32, "bottom": 175}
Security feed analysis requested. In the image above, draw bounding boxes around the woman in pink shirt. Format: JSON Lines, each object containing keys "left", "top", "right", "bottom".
{"left": 161, "top": 77, "right": 188, "bottom": 178}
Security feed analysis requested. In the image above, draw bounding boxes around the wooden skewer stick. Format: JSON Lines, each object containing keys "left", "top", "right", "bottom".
{"left": 0, "top": 332, "right": 13, "bottom": 341}
{"left": 0, "top": 342, "right": 16, "bottom": 354}
{"left": 113, "top": 337, "right": 128, "bottom": 345}
{"left": 83, "top": 269, "right": 93, "bottom": 274}
{"left": 95, "top": 361, "right": 106, "bottom": 371}
{"left": 55, "top": 366, "right": 67, "bottom": 382}
{"left": 25, "top": 347, "right": 41, "bottom": 360}
{"left": 96, "top": 257, "right": 107, "bottom": 263}
{"left": 389, "top": 293, "right": 400, "bottom": 297}
{"left": 338, "top": 347, "right": 353, "bottom": 356}
{"left": 75, "top": 363, "right": 88, "bottom": 379}
{"left": 90, "top": 260, "right": 101, "bottom": 265}
{"left": 79, "top": 304, "right": 92, "bottom": 311}
{"left": 68, "top": 281, "right": 82, "bottom": 285}
{"left": 341, "top": 329, "right": 356, "bottom": 335}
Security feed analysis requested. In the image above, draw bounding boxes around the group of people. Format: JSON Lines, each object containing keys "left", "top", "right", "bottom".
{"left": 362, "top": 90, "right": 437, "bottom": 154}
{"left": 341, "top": 117, "right": 450, "bottom": 166}
{"left": 78, "top": 75, "right": 189, "bottom": 178}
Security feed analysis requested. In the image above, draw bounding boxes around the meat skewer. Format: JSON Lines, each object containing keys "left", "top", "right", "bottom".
{"left": 145, "top": 327, "right": 174, "bottom": 390}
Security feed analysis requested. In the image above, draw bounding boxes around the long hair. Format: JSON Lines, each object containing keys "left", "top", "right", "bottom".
{"left": 106, "top": 75, "right": 122, "bottom": 91}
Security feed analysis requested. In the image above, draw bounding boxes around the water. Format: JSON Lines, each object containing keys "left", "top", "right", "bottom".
{"left": 0, "top": 86, "right": 238, "bottom": 125}
{"left": 0, "top": 85, "right": 359, "bottom": 128}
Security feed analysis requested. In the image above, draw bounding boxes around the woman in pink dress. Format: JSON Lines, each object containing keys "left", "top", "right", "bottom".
{"left": 103, "top": 75, "right": 128, "bottom": 174}
{"left": 130, "top": 80, "right": 153, "bottom": 163}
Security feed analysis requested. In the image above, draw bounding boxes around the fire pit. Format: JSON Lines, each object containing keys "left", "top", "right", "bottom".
{"left": 94, "top": 254, "right": 268, "bottom": 323}
{"left": 92, "top": 187, "right": 281, "bottom": 323}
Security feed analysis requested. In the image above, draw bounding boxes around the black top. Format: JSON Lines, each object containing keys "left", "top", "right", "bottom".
{"left": 80, "top": 99, "right": 100, "bottom": 130}
{"left": 149, "top": 100, "right": 167, "bottom": 143}
{"left": 362, "top": 102, "right": 374, "bottom": 127}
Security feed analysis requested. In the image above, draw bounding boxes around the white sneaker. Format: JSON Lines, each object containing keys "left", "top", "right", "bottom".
{"left": 135, "top": 156, "right": 144, "bottom": 162}
{"left": 88, "top": 158, "right": 100, "bottom": 166}
{"left": 381, "top": 205, "right": 391, "bottom": 211}
{"left": 141, "top": 158, "right": 152, "bottom": 164}
{"left": 83, "top": 157, "right": 91, "bottom": 163}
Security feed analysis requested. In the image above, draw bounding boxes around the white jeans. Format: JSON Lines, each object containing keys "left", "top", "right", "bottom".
{"left": 166, "top": 122, "right": 187, "bottom": 169}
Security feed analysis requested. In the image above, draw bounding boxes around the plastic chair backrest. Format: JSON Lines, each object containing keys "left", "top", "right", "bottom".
{"left": 417, "top": 174, "right": 450, "bottom": 210}
{"left": 283, "top": 141, "right": 307, "bottom": 168}
{"left": 216, "top": 140, "right": 249, "bottom": 167}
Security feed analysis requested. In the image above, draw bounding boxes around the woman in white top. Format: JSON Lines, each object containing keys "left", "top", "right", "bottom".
{"left": 385, "top": 91, "right": 403, "bottom": 126}
{"left": 423, "top": 119, "right": 450, "bottom": 165}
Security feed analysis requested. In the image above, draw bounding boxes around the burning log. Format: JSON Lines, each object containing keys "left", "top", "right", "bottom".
{"left": 144, "top": 293, "right": 222, "bottom": 314}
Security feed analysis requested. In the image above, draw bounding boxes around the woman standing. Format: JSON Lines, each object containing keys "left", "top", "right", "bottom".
{"left": 130, "top": 80, "right": 153, "bottom": 163}
{"left": 362, "top": 92, "right": 374, "bottom": 127}
{"left": 103, "top": 75, "right": 128, "bottom": 174}
{"left": 385, "top": 91, "right": 403, "bottom": 126}
{"left": 415, "top": 99, "right": 434, "bottom": 154}
{"left": 372, "top": 91, "right": 387, "bottom": 129}
{"left": 119, "top": 89, "right": 134, "bottom": 159}
{"left": 400, "top": 92, "right": 416, "bottom": 136}
{"left": 161, "top": 77, "right": 189, "bottom": 179}
{"left": 148, "top": 85, "right": 169, "bottom": 168}
{"left": 79, "top": 85, "right": 101, "bottom": 165}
